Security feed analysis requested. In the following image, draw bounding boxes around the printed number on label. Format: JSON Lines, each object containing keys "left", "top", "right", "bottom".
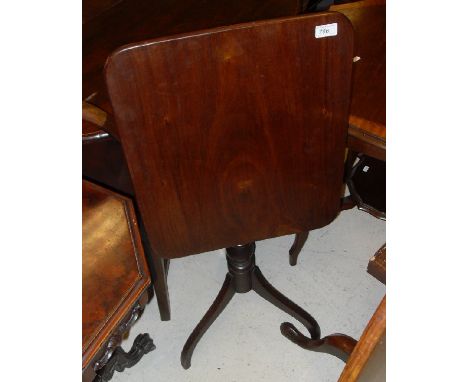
{"left": 315, "top": 23, "right": 338, "bottom": 38}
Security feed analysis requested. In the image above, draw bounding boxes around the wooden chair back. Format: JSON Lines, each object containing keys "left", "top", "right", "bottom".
{"left": 105, "top": 13, "right": 354, "bottom": 259}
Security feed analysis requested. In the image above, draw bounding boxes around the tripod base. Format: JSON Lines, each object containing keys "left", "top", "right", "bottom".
{"left": 180, "top": 242, "right": 356, "bottom": 369}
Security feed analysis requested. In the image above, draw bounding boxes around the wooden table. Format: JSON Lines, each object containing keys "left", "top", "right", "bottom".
{"left": 82, "top": 180, "right": 154, "bottom": 382}
{"left": 82, "top": 0, "right": 387, "bottom": 319}
{"left": 84, "top": 0, "right": 386, "bottom": 154}
{"left": 83, "top": 0, "right": 305, "bottom": 322}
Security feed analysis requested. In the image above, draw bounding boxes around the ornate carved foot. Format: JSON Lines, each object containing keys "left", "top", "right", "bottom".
{"left": 180, "top": 274, "right": 236, "bottom": 369}
{"left": 280, "top": 322, "right": 357, "bottom": 362}
{"left": 252, "top": 266, "right": 321, "bottom": 340}
{"left": 95, "top": 333, "right": 156, "bottom": 381}
{"left": 289, "top": 232, "right": 309, "bottom": 266}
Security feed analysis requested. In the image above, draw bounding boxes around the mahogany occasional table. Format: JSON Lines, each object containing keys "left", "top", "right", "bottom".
{"left": 82, "top": 180, "right": 155, "bottom": 382}
{"left": 82, "top": 0, "right": 304, "bottom": 323}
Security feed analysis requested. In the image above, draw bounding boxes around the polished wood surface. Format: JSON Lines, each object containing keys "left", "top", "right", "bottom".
{"left": 82, "top": 180, "right": 150, "bottom": 370}
{"left": 83, "top": 0, "right": 303, "bottom": 101}
{"left": 105, "top": 13, "right": 354, "bottom": 259}
{"left": 83, "top": 0, "right": 385, "bottom": 154}
{"left": 338, "top": 295, "right": 386, "bottom": 381}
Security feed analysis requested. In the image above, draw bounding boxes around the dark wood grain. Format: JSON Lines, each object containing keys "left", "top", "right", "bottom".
{"left": 83, "top": 0, "right": 304, "bottom": 101}
{"left": 105, "top": 13, "right": 354, "bottom": 259}
{"left": 82, "top": 180, "right": 150, "bottom": 371}
{"left": 83, "top": 0, "right": 306, "bottom": 321}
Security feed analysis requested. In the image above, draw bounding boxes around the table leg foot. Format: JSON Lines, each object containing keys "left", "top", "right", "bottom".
{"left": 95, "top": 333, "right": 156, "bottom": 381}
{"left": 181, "top": 274, "right": 235, "bottom": 369}
{"left": 289, "top": 232, "right": 309, "bottom": 266}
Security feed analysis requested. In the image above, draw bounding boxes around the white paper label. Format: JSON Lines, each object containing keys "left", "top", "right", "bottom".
{"left": 315, "top": 23, "right": 338, "bottom": 38}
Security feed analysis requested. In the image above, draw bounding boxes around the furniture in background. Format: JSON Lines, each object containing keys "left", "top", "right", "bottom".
{"left": 338, "top": 0, "right": 386, "bottom": 160}
{"left": 337, "top": 244, "right": 386, "bottom": 381}
{"left": 82, "top": 108, "right": 132, "bottom": 195}
{"left": 82, "top": 102, "right": 171, "bottom": 322}
{"left": 338, "top": 296, "right": 386, "bottom": 381}
{"left": 105, "top": 13, "right": 358, "bottom": 369}
{"left": 286, "top": 243, "right": 386, "bottom": 379}
{"left": 346, "top": 154, "right": 386, "bottom": 219}
{"left": 82, "top": 180, "right": 155, "bottom": 381}
{"left": 368, "top": 243, "right": 386, "bottom": 285}
{"left": 339, "top": 0, "right": 386, "bottom": 220}
{"left": 289, "top": 0, "right": 386, "bottom": 266}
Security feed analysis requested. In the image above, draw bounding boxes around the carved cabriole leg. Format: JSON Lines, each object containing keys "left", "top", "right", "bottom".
{"left": 93, "top": 303, "right": 156, "bottom": 381}
{"left": 95, "top": 333, "right": 156, "bottom": 382}
{"left": 180, "top": 242, "right": 324, "bottom": 369}
{"left": 289, "top": 232, "right": 309, "bottom": 266}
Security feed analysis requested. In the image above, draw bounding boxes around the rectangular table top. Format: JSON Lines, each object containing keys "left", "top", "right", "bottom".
{"left": 83, "top": 0, "right": 386, "bottom": 146}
